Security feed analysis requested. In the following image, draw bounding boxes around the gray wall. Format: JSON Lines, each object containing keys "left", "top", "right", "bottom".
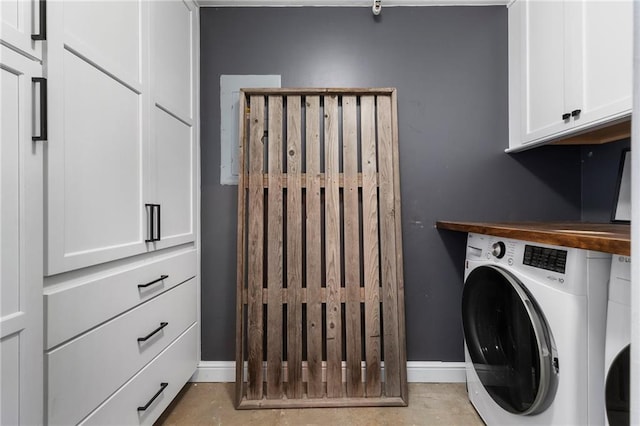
{"left": 581, "top": 138, "right": 631, "bottom": 222}
{"left": 200, "top": 6, "right": 585, "bottom": 362}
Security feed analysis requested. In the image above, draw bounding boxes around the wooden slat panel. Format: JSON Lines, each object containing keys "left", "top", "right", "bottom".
{"left": 324, "top": 94, "right": 343, "bottom": 398}
{"left": 342, "top": 96, "right": 363, "bottom": 397}
{"left": 360, "top": 95, "right": 382, "bottom": 397}
{"left": 377, "top": 94, "right": 401, "bottom": 397}
{"left": 286, "top": 96, "right": 303, "bottom": 399}
{"left": 391, "top": 89, "right": 408, "bottom": 401}
{"left": 236, "top": 89, "right": 406, "bottom": 408}
{"left": 266, "top": 96, "right": 284, "bottom": 399}
{"left": 305, "top": 96, "right": 324, "bottom": 398}
{"left": 234, "top": 92, "right": 248, "bottom": 408}
{"left": 247, "top": 95, "right": 265, "bottom": 400}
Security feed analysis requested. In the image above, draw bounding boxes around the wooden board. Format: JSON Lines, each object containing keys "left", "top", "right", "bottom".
{"left": 235, "top": 88, "right": 407, "bottom": 409}
{"left": 266, "top": 96, "right": 284, "bottom": 399}
{"left": 247, "top": 96, "right": 265, "bottom": 400}
{"left": 305, "top": 96, "right": 323, "bottom": 398}
{"left": 324, "top": 94, "right": 342, "bottom": 398}
{"left": 435, "top": 220, "right": 631, "bottom": 256}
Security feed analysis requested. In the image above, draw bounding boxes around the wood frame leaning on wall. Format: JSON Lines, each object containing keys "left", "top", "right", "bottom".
{"left": 234, "top": 88, "right": 407, "bottom": 409}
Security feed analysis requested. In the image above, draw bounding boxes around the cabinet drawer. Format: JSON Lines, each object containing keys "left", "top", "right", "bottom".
{"left": 47, "top": 279, "right": 196, "bottom": 426}
{"left": 80, "top": 324, "right": 197, "bottom": 426}
{"left": 45, "top": 249, "right": 196, "bottom": 349}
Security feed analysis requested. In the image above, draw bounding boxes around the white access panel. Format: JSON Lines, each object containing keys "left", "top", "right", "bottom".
{"left": 220, "top": 75, "right": 281, "bottom": 185}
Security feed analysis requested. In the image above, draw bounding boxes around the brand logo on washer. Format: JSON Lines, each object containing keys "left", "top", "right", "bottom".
{"left": 546, "top": 275, "right": 558, "bottom": 282}
{"left": 619, "top": 256, "right": 631, "bottom": 263}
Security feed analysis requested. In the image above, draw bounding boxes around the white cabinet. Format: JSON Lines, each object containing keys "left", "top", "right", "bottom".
{"left": 149, "top": 0, "right": 197, "bottom": 249}
{"left": 1, "top": 0, "right": 44, "bottom": 59}
{"left": 1, "top": 1, "right": 199, "bottom": 423}
{"left": 42, "top": 1, "right": 200, "bottom": 424}
{"left": 47, "top": 279, "right": 197, "bottom": 426}
{"left": 45, "top": 0, "right": 198, "bottom": 275}
{"left": 0, "top": 45, "right": 44, "bottom": 425}
{"left": 508, "top": 0, "right": 633, "bottom": 151}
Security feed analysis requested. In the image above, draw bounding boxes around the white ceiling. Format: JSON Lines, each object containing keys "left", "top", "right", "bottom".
{"left": 196, "top": 0, "right": 508, "bottom": 7}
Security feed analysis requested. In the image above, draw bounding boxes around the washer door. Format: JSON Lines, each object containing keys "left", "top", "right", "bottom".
{"left": 462, "top": 265, "right": 558, "bottom": 415}
{"left": 605, "top": 344, "right": 630, "bottom": 426}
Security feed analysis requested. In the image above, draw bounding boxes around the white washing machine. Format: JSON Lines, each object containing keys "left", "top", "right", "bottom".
{"left": 604, "top": 255, "right": 631, "bottom": 426}
{"left": 461, "top": 233, "right": 611, "bottom": 425}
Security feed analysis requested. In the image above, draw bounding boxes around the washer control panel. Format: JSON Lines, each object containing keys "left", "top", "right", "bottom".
{"left": 467, "top": 233, "right": 568, "bottom": 275}
{"left": 523, "top": 245, "right": 567, "bottom": 274}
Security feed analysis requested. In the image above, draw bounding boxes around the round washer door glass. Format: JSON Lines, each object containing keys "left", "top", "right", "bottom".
{"left": 605, "top": 344, "right": 630, "bottom": 426}
{"left": 462, "top": 265, "right": 558, "bottom": 415}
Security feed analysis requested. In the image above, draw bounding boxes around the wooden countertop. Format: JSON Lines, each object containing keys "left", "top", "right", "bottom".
{"left": 435, "top": 221, "right": 630, "bottom": 256}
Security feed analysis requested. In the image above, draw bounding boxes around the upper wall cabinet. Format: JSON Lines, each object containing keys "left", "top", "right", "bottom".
{"left": 508, "top": 0, "right": 633, "bottom": 151}
{"left": 45, "top": 1, "right": 197, "bottom": 275}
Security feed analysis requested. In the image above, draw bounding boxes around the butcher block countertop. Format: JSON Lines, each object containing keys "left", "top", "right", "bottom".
{"left": 435, "top": 221, "right": 630, "bottom": 256}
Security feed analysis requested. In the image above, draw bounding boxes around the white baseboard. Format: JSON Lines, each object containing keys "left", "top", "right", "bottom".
{"left": 191, "top": 361, "right": 466, "bottom": 383}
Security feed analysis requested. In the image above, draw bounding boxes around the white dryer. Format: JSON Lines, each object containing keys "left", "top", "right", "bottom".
{"left": 604, "top": 255, "right": 631, "bottom": 426}
{"left": 462, "top": 233, "right": 611, "bottom": 425}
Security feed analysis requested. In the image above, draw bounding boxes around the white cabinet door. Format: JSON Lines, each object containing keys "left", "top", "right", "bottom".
{"left": 45, "top": 1, "right": 151, "bottom": 274}
{"left": 0, "top": 46, "right": 43, "bottom": 426}
{"left": 518, "top": 0, "right": 569, "bottom": 144}
{"left": 151, "top": 0, "right": 194, "bottom": 122}
{"left": 0, "top": 0, "right": 43, "bottom": 59}
{"left": 151, "top": 109, "right": 195, "bottom": 248}
{"left": 149, "top": 0, "right": 196, "bottom": 248}
{"left": 573, "top": 0, "right": 633, "bottom": 128}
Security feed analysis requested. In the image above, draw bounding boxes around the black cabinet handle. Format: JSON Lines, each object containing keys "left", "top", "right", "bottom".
{"left": 571, "top": 109, "right": 581, "bottom": 117}
{"left": 32, "top": 78, "right": 47, "bottom": 141}
{"left": 137, "top": 382, "right": 168, "bottom": 411}
{"left": 31, "top": 0, "right": 47, "bottom": 40}
{"left": 137, "top": 322, "right": 168, "bottom": 342}
{"left": 138, "top": 275, "right": 168, "bottom": 289}
{"left": 145, "top": 204, "right": 161, "bottom": 242}
{"left": 562, "top": 113, "right": 571, "bottom": 120}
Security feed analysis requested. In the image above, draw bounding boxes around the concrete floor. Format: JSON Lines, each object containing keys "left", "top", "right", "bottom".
{"left": 155, "top": 383, "right": 484, "bottom": 426}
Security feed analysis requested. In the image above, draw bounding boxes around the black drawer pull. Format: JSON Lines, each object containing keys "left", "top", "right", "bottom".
{"left": 562, "top": 113, "right": 571, "bottom": 120}
{"left": 571, "top": 109, "right": 581, "bottom": 117}
{"left": 32, "top": 77, "right": 48, "bottom": 141}
{"left": 137, "top": 322, "right": 168, "bottom": 342}
{"left": 138, "top": 275, "right": 168, "bottom": 289}
{"left": 137, "top": 382, "right": 168, "bottom": 411}
{"left": 31, "top": 0, "right": 46, "bottom": 40}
